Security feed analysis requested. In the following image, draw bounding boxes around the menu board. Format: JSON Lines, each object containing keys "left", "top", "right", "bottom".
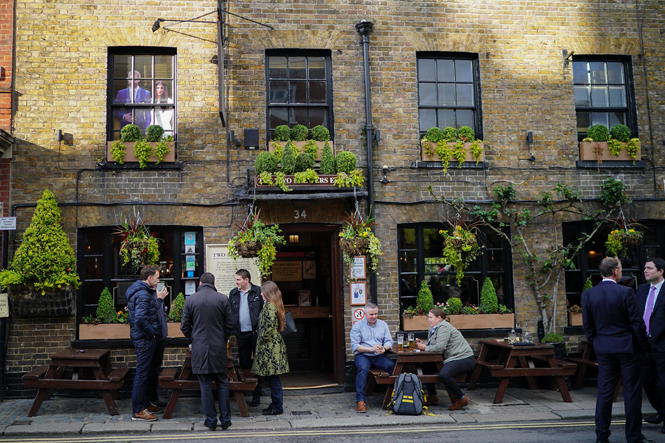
{"left": 205, "top": 244, "right": 260, "bottom": 296}
{"left": 271, "top": 261, "right": 303, "bottom": 282}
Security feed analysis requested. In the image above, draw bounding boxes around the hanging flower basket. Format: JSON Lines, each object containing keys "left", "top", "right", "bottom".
{"left": 605, "top": 229, "right": 642, "bottom": 257}
{"left": 234, "top": 240, "right": 262, "bottom": 258}
{"left": 339, "top": 238, "right": 371, "bottom": 257}
{"left": 441, "top": 224, "right": 482, "bottom": 284}
{"left": 339, "top": 209, "right": 383, "bottom": 276}
{"left": 227, "top": 209, "right": 285, "bottom": 276}
{"left": 114, "top": 215, "right": 161, "bottom": 270}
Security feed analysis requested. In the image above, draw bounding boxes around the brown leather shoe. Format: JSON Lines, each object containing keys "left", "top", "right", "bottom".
{"left": 424, "top": 393, "right": 439, "bottom": 406}
{"left": 132, "top": 409, "right": 158, "bottom": 421}
{"left": 147, "top": 404, "right": 164, "bottom": 413}
{"left": 449, "top": 396, "right": 469, "bottom": 411}
{"left": 356, "top": 401, "right": 367, "bottom": 413}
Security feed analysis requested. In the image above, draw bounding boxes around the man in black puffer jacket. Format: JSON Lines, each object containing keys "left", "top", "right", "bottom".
{"left": 126, "top": 265, "right": 168, "bottom": 421}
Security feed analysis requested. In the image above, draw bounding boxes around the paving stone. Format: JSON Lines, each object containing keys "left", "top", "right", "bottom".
{"left": 4, "top": 423, "right": 84, "bottom": 435}
{"left": 151, "top": 421, "right": 194, "bottom": 432}
{"left": 82, "top": 421, "right": 152, "bottom": 433}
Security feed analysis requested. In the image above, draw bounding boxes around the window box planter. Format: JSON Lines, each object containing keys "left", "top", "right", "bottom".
{"left": 167, "top": 322, "right": 185, "bottom": 338}
{"left": 255, "top": 174, "right": 340, "bottom": 189}
{"left": 568, "top": 312, "right": 583, "bottom": 327}
{"left": 446, "top": 313, "right": 515, "bottom": 330}
{"left": 268, "top": 141, "right": 334, "bottom": 161}
{"left": 79, "top": 322, "right": 185, "bottom": 339}
{"left": 579, "top": 141, "right": 640, "bottom": 162}
{"left": 402, "top": 315, "right": 430, "bottom": 331}
{"left": 421, "top": 142, "right": 485, "bottom": 163}
{"left": 106, "top": 141, "right": 176, "bottom": 164}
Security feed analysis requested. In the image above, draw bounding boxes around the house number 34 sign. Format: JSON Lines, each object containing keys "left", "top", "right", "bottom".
{"left": 293, "top": 210, "right": 307, "bottom": 220}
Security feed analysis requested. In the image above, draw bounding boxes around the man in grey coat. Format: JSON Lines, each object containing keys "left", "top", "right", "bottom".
{"left": 181, "top": 272, "right": 235, "bottom": 431}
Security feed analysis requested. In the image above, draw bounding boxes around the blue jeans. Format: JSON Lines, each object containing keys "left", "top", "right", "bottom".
{"left": 196, "top": 372, "right": 230, "bottom": 428}
{"left": 132, "top": 337, "right": 157, "bottom": 414}
{"left": 354, "top": 353, "right": 395, "bottom": 402}
{"left": 265, "top": 375, "right": 284, "bottom": 413}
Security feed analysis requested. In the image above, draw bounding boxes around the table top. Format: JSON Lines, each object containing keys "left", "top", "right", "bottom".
{"left": 479, "top": 339, "right": 554, "bottom": 350}
{"left": 51, "top": 349, "right": 110, "bottom": 361}
{"left": 389, "top": 345, "right": 442, "bottom": 358}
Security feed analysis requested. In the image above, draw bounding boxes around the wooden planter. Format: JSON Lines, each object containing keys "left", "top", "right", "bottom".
{"left": 402, "top": 315, "right": 430, "bottom": 331}
{"left": 167, "top": 322, "right": 185, "bottom": 338}
{"left": 106, "top": 141, "right": 176, "bottom": 164}
{"left": 268, "top": 141, "right": 334, "bottom": 161}
{"left": 79, "top": 323, "right": 130, "bottom": 340}
{"left": 421, "top": 142, "right": 485, "bottom": 163}
{"left": 579, "top": 141, "right": 640, "bottom": 162}
{"left": 568, "top": 312, "right": 583, "bottom": 327}
{"left": 255, "top": 174, "right": 340, "bottom": 189}
{"left": 446, "top": 313, "right": 515, "bottom": 330}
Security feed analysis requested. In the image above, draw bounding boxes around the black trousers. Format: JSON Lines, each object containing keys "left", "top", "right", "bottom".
{"left": 236, "top": 331, "right": 263, "bottom": 396}
{"left": 146, "top": 339, "right": 165, "bottom": 403}
{"left": 644, "top": 349, "right": 665, "bottom": 416}
{"left": 426, "top": 355, "right": 476, "bottom": 400}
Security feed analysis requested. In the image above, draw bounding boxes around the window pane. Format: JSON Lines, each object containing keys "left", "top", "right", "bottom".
{"left": 606, "top": 62, "right": 624, "bottom": 84}
{"left": 438, "top": 109, "right": 455, "bottom": 128}
{"left": 608, "top": 86, "right": 625, "bottom": 107}
{"left": 572, "top": 62, "right": 588, "bottom": 84}
{"left": 456, "top": 110, "right": 474, "bottom": 129}
{"left": 591, "top": 86, "right": 608, "bottom": 107}
{"left": 590, "top": 112, "right": 608, "bottom": 127}
{"left": 400, "top": 274, "right": 417, "bottom": 299}
{"left": 292, "top": 81, "right": 307, "bottom": 103}
{"left": 418, "top": 59, "right": 436, "bottom": 82}
{"left": 400, "top": 250, "right": 418, "bottom": 273}
{"left": 589, "top": 62, "right": 606, "bottom": 84}
{"left": 400, "top": 228, "right": 416, "bottom": 249}
{"left": 270, "top": 108, "right": 288, "bottom": 128}
{"left": 292, "top": 107, "right": 307, "bottom": 126}
{"left": 309, "top": 57, "right": 325, "bottom": 79}
{"left": 437, "top": 59, "right": 455, "bottom": 82}
{"left": 113, "top": 55, "right": 132, "bottom": 79}
{"left": 456, "top": 84, "right": 474, "bottom": 106}
{"left": 438, "top": 83, "right": 455, "bottom": 106}
{"left": 423, "top": 228, "right": 444, "bottom": 258}
{"left": 309, "top": 108, "right": 326, "bottom": 127}
{"left": 420, "top": 83, "right": 437, "bottom": 106}
{"left": 419, "top": 109, "right": 436, "bottom": 131}
{"left": 455, "top": 60, "right": 473, "bottom": 82}
{"left": 153, "top": 80, "right": 173, "bottom": 104}
{"left": 609, "top": 112, "right": 625, "bottom": 128}
{"left": 113, "top": 79, "right": 132, "bottom": 102}
{"left": 269, "top": 81, "right": 289, "bottom": 103}
{"left": 154, "top": 55, "right": 173, "bottom": 79}
{"left": 289, "top": 57, "right": 306, "bottom": 79}
{"left": 135, "top": 55, "right": 152, "bottom": 79}
{"left": 574, "top": 86, "right": 590, "bottom": 106}
{"left": 152, "top": 106, "right": 174, "bottom": 132}
{"left": 576, "top": 111, "right": 590, "bottom": 132}
{"left": 269, "top": 57, "right": 287, "bottom": 79}
{"left": 487, "top": 249, "right": 503, "bottom": 271}
{"left": 309, "top": 81, "right": 327, "bottom": 103}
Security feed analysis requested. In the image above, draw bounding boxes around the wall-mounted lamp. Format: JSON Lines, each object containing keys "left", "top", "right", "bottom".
{"left": 563, "top": 49, "right": 575, "bottom": 67}
{"left": 289, "top": 234, "right": 299, "bottom": 244}
{"left": 588, "top": 250, "right": 597, "bottom": 258}
{"left": 373, "top": 129, "right": 381, "bottom": 143}
{"left": 380, "top": 165, "right": 390, "bottom": 184}
{"left": 229, "top": 130, "right": 242, "bottom": 147}
{"left": 526, "top": 131, "right": 533, "bottom": 144}
{"left": 56, "top": 129, "right": 63, "bottom": 143}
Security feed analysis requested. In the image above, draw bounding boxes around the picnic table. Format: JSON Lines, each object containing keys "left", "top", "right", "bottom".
{"left": 467, "top": 339, "right": 577, "bottom": 404}
{"left": 22, "top": 348, "right": 128, "bottom": 416}
{"left": 567, "top": 339, "right": 622, "bottom": 401}
{"left": 159, "top": 350, "right": 258, "bottom": 418}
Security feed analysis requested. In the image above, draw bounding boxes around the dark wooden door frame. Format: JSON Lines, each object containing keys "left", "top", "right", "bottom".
{"left": 279, "top": 223, "right": 344, "bottom": 384}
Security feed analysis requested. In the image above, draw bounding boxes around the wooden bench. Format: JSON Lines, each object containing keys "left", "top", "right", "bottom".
{"left": 368, "top": 368, "right": 467, "bottom": 408}
{"left": 568, "top": 340, "right": 622, "bottom": 402}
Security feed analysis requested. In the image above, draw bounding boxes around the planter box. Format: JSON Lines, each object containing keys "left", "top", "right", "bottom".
{"left": 421, "top": 142, "right": 485, "bottom": 163}
{"left": 107, "top": 141, "right": 176, "bottom": 164}
{"left": 167, "top": 322, "right": 185, "bottom": 338}
{"left": 255, "top": 174, "right": 340, "bottom": 188}
{"left": 568, "top": 312, "right": 583, "bottom": 327}
{"left": 402, "top": 315, "right": 430, "bottom": 331}
{"left": 447, "top": 313, "right": 515, "bottom": 330}
{"left": 579, "top": 141, "right": 641, "bottom": 162}
{"left": 269, "top": 141, "right": 334, "bottom": 161}
{"left": 8, "top": 285, "right": 75, "bottom": 319}
{"left": 79, "top": 323, "right": 130, "bottom": 340}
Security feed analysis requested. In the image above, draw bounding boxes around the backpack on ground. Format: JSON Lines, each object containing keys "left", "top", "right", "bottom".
{"left": 388, "top": 372, "right": 424, "bottom": 415}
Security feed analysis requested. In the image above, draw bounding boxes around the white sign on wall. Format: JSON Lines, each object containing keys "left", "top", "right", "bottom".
{"left": 0, "top": 217, "right": 16, "bottom": 230}
{"left": 205, "top": 244, "right": 261, "bottom": 296}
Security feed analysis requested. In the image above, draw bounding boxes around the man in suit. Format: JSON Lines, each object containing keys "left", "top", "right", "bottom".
{"left": 582, "top": 257, "right": 651, "bottom": 443}
{"left": 637, "top": 257, "right": 665, "bottom": 434}
{"left": 114, "top": 70, "right": 151, "bottom": 130}
{"left": 181, "top": 272, "right": 235, "bottom": 431}
{"left": 229, "top": 269, "right": 264, "bottom": 407}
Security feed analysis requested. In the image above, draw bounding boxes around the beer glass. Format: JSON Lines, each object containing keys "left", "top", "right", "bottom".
{"left": 408, "top": 333, "right": 415, "bottom": 351}
{"left": 397, "top": 333, "right": 404, "bottom": 352}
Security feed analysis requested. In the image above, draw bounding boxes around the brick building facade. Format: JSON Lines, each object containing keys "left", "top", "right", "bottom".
{"left": 2, "top": 0, "right": 665, "bottom": 395}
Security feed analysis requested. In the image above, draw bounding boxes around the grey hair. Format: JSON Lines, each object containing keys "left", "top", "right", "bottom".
{"left": 364, "top": 302, "right": 378, "bottom": 312}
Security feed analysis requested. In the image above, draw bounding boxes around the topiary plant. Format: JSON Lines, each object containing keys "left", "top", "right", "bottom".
{"left": 311, "top": 125, "right": 330, "bottom": 141}
{"left": 480, "top": 277, "right": 498, "bottom": 313}
{"left": 442, "top": 127, "right": 458, "bottom": 142}
{"left": 295, "top": 152, "right": 315, "bottom": 172}
{"left": 273, "top": 125, "right": 291, "bottom": 142}
{"left": 145, "top": 124, "right": 165, "bottom": 142}
{"left": 303, "top": 139, "right": 319, "bottom": 157}
{"left": 281, "top": 142, "right": 297, "bottom": 174}
{"left": 582, "top": 278, "right": 593, "bottom": 293}
{"left": 320, "top": 142, "right": 336, "bottom": 174}
{"left": 610, "top": 124, "right": 631, "bottom": 142}
{"left": 121, "top": 124, "right": 142, "bottom": 142}
{"left": 425, "top": 127, "right": 444, "bottom": 143}
{"left": 416, "top": 280, "right": 434, "bottom": 313}
{"left": 169, "top": 292, "right": 185, "bottom": 322}
{"left": 255, "top": 151, "right": 279, "bottom": 174}
{"left": 96, "top": 287, "right": 115, "bottom": 323}
{"left": 587, "top": 124, "right": 609, "bottom": 142}
{"left": 0, "top": 189, "right": 81, "bottom": 294}
{"left": 458, "top": 126, "right": 475, "bottom": 142}
{"left": 291, "top": 124, "right": 308, "bottom": 141}
{"left": 335, "top": 151, "right": 357, "bottom": 173}
{"left": 133, "top": 140, "right": 153, "bottom": 169}
{"left": 447, "top": 297, "right": 462, "bottom": 315}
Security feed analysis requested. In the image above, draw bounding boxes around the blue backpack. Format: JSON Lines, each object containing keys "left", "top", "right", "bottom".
{"left": 388, "top": 373, "right": 424, "bottom": 415}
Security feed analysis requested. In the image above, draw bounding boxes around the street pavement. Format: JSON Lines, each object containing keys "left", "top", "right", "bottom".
{"left": 0, "top": 385, "right": 657, "bottom": 437}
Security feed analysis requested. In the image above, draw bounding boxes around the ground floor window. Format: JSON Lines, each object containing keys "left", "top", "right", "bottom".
{"left": 77, "top": 225, "right": 203, "bottom": 322}
{"left": 398, "top": 224, "right": 514, "bottom": 313}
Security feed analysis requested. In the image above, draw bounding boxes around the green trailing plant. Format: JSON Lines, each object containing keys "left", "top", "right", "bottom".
{"left": 274, "top": 171, "right": 291, "bottom": 192}
{"left": 335, "top": 151, "right": 357, "bottom": 173}
{"left": 319, "top": 142, "right": 336, "bottom": 174}
{"left": 259, "top": 171, "right": 274, "bottom": 185}
{"left": 271, "top": 141, "right": 284, "bottom": 161}
{"left": 451, "top": 141, "right": 466, "bottom": 166}
{"left": 311, "top": 125, "right": 330, "bottom": 141}
{"left": 294, "top": 168, "right": 319, "bottom": 184}
{"left": 121, "top": 124, "right": 142, "bottom": 142}
{"left": 610, "top": 124, "right": 631, "bottom": 142}
{"left": 470, "top": 140, "right": 483, "bottom": 165}
{"left": 599, "top": 177, "right": 631, "bottom": 207}
{"left": 154, "top": 141, "right": 170, "bottom": 164}
{"left": 281, "top": 142, "right": 297, "bottom": 174}
{"left": 626, "top": 138, "right": 640, "bottom": 164}
{"left": 169, "top": 292, "right": 185, "bottom": 322}
{"left": 608, "top": 138, "right": 623, "bottom": 157}
{"left": 145, "top": 124, "right": 165, "bottom": 142}
{"left": 227, "top": 209, "right": 286, "bottom": 276}
{"left": 435, "top": 141, "right": 451, "bottom": 173}
{"left": 587, "top": 124, "right": 609, "bottom": 142}
{"left": 442, "top": 127, "right": 458, "bottom": 142}
{"left": 441, "top": 223, "right": 482, "bottom": 284}
{"left": 96, "top": 288, "right": 115, "bottom": 323}
{"left": 164, "top": 135, "right": 175, "bottom": 142}
{"left": 458, "top": 126, "right": 475, "bottom": 142}
{"left": 290, "top": 124, "right": 308, "bottom": 141}
{"left": 111, "top": 141, "right": 126, "bottom": 164}
{"left": 273, "top": 125, "right": 291, "bottom": 142}
{"left": 295, "top": 152, "right": 315, "bottom": 172}
{"left": 303, "top": 139, "right": 319, "bottom": 157}
{"left": 0, "top": 190, "right": 81, "bottom": 293}
{"left": 255, "top": 151, "right": 279, "bottom": 174}
{"left": 480, "top": 278, "right": 498, "bottom": 314}
{"left": 133, "top": 140, "right": 153, "bottom": 169}
{"left": 334, "top": 169, "right": 364, "bottom": 188}
{"left": 114, "top": 215, "right": 161, "bottom": 269}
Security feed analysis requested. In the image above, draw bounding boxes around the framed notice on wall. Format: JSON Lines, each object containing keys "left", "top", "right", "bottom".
{"left": 205, "top": 244, "right": 260, "bottom": 296}
{"left": 350, "top": 281, "right": 367, "bottom": 306}
{"left": 271, "top": 261, "right": 303, "bottom": 281}
{"left": 298, "top": 290, "right": 311, "bottom": 307}
{"left": 349, "top": 256, "right": 366, "bottom": 280}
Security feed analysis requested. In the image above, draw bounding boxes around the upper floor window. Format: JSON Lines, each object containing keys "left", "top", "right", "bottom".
{"left": 417, "top": 53, "right": 482, "bottom": 138}
{"left": 573, "top": 57, "right": 636, "bottom": 140}
{"left": 266, "top": 50, "right": 333, "bottom": 141}
{"left": 108, "top": 48, "right": 176, "bottom": 140}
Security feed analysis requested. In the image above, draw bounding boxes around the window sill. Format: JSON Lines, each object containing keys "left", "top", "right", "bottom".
{"left": 411, "top": 160, "right": 489, "bottom": 169}
{"left": 576, "top": 160, "right": 645, "bottom": 169}
{"left": 97, "top": 161, "right": 184, "bottom": 170}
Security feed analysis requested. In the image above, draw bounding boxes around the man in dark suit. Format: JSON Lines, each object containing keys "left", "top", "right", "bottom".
{"left": 637, "top": 257, "right": 665, "bottom": 433}
{"left": 113, "top": 70, "right": 151, "bottom": 130}
{"left": 583, "top": 257, "right": 651, "bottom": 443}
{"left": 181, "top": 272, "right": 235, "bottom": 431}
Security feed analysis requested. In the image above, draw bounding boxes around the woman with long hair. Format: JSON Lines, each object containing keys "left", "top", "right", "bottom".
{"left": 252, "top": 280, "right": 289, "bottom": 415}
{"left": 153, "top": 81, "right": 174, "bottom": 131}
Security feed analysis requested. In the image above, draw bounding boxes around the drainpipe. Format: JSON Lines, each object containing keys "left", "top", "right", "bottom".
{"left": 355, "top": 20, "right": 377, "bottom": 305}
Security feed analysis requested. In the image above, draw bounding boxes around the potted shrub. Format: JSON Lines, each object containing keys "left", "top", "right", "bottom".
{"left": 402, "top": 280, "right": 434, "bottom": 330}
{"left": 339, "top": 209, "right": 383, "bottom": 276}
{"left": 79, "top": 288, "right": 131, "bottom": 339}
{"left": 421, "top": 126, "right": 485, "bottom": 170}
{"left": 268, "top": 124, "right": 333, "bottom": 161}
{"left": 444, "top": 278, "right": 515, "bottom": 329}
{"left": 569, "top": 278, "right": 591, "bottom": 326}
{"left": 227, "top": 209, "right": 286, "bottom": 277}
{"left": 541, "top": 332, "right": 567, "bottom": 359}
{"left": 107, "top": 124, "right": 176, "bottom": 166}
{"left": 0, "top": 190, "right": 81, "bottom": 318}
{"left": 167, "top": 292, "right": 186, "bottom": 337}
{"left": 114, "top": 214, "right": 161, "bottom": 272}
{"left": 579, "top": 123, "right": 640, "bottom": 164}
{"left": 334, "top": 151, "right": 364, "bottom": 188}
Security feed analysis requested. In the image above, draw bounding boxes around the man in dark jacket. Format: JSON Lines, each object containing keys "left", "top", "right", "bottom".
{"left": 181, "top": 272, "right": 235, "bottom": 431}
{"left": 229, "top": 269, "right": 264, "bottom": 406}
{"left": 583, "top": 257, "right": 651, "bottom": 443}
{"left": 126, "top": 265, "right": 168, "bottom": 422}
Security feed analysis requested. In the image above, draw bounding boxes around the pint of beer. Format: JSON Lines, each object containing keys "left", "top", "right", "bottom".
{"left": 408, "top": 333, "right": 415, "bottom": 351}
{"left": 397, "top": 333, "right": 404, "bottom": 351}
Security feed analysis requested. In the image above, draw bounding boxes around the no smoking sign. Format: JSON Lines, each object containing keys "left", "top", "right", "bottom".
{"left": 353, "top": 308, "right": 365, "bottom": 324}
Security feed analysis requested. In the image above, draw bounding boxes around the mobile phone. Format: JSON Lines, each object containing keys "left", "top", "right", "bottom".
{"left": 157, "top": 282, "right": 165, "bottom": 292}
